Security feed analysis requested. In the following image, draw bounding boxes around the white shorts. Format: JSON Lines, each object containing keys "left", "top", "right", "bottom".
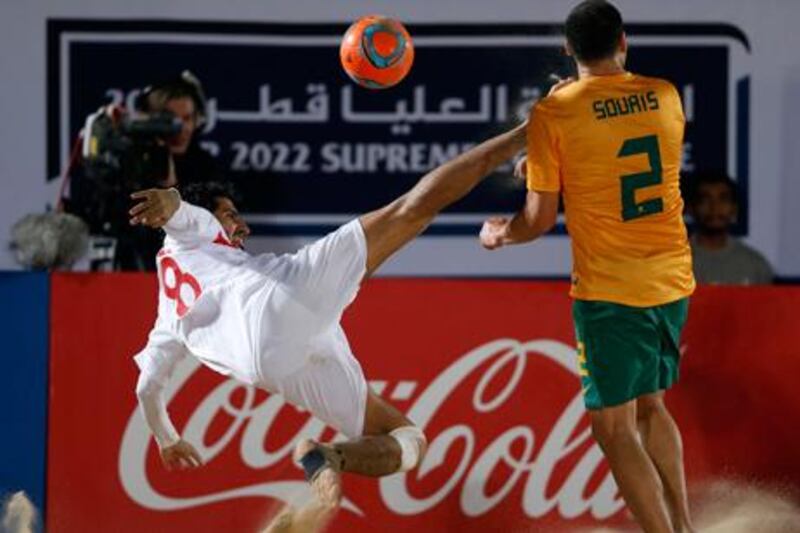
{"left": 255, "top": 219, "right": 370, "bottom": 437}
{"left": 278, "top": 325, "right": 368, "bottom": 438}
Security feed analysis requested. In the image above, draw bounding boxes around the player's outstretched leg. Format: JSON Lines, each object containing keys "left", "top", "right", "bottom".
{"left": 294, "top": 391, "right": 426, "bottom": 507}
{"left": 590, "top": 401, "right": 675, "bottom": 533}
{"left": 359, "top": 123, "right": 526, "bottom": 276}
{"left": 637, "top": 392, "right": 696, "bottom": 533}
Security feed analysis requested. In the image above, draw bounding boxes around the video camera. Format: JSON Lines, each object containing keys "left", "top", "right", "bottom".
{"left": 80, "top": 70, "right": 208, "bottom": 194}
{"left": 81, "top": 107, "right": 181, "bottom": 191}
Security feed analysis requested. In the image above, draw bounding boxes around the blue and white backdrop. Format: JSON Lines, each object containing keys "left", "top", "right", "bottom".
{"left": 1, "top": 0, "right": 798, "bottom": 277}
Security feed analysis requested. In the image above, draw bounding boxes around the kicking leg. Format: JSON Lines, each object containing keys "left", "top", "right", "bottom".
{"left": 590, "top": 401, "right": 674, "bottom": 533}
{"left": 637, "top": 392, "right": 695, "bottom": 533}
{"left": 297, "top": 390, "right": 425, "bottom": 476}
{"left": 360, "top": 123, "right": 526, "bottom": 275}
{"left": 295, "top": 391, "right": 426, "bottom": 503}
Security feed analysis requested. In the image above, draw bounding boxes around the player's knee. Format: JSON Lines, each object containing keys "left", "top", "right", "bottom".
{"left": 389, "top": 425, "right": 427, "bottom": 472}
{"left": 590, "top": 411, "right": 636, "bottom": 448}
{"left": 636, "top": 394, "right": 666, "bottom": 422}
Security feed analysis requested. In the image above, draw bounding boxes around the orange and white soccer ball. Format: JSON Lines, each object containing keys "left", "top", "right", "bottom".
{"left": 340, "top": 15, "right": 414, "bottom": 89}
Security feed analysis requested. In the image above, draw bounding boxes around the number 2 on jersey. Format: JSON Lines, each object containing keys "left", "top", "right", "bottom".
{"left": 618, "top": 134, "right": 664, "bottom": 221}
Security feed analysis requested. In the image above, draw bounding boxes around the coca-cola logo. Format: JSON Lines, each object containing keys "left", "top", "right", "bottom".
{"left": 119, "top": 339, "right": 624, "bottom": 521}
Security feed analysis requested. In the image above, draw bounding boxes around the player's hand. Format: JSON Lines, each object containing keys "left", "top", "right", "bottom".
{"left": 480, "top": 217, "right": 509, "bottom": 250}
{"left": 514, "top": 157, "right": 528, "bottom": 180}
{"left": 129, "top": 187, "right": 181, "bottom": 228}
{"left": 160, "top": 439, "right": 203, "bottom": 471}
{"left": 547, "top": 76, "right": 575, "bottom": 96}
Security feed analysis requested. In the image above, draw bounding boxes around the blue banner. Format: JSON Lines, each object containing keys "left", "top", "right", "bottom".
{"left": 0, "top": 273, "right": 49, "bottom": 522}
{"left": 48, "top": 21, "right": 749, "bottom": 234}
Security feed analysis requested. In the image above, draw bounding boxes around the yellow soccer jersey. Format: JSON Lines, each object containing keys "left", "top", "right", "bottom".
{"left": 527, "top": 72, "right": 695, "bottom": 307}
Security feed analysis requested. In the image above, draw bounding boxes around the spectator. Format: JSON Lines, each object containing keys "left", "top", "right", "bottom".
{"left": 64, "top": 71, "right": 224, "bottom": 271}
{"left": 687, "top": 171, "right": 773, "bottom": 284}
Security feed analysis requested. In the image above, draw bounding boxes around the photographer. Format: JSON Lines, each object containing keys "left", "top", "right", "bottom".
{"left": 63, "top": 71, "right": 224, "bottom": 271}
{"left": 142, "top": 72, "right": 223, "bottom": 189}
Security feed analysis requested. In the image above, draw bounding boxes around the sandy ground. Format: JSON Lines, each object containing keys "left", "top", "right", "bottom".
{"left": 577, "top": 480, "right": 800, "bottom": 533}
{"left": 5, "top": 480, "right": 800, "bottom": 532}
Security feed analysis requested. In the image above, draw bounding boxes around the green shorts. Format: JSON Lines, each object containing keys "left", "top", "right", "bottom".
{"left": 573, "top": 297, "right": 689, "bottom": 410}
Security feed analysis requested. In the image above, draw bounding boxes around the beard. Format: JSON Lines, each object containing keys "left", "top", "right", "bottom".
{"left": 697, "top": 225, "right": 728, "bottom": 236}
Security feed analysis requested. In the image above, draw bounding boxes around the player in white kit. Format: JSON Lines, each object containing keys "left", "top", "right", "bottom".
{"left": 130, "top": 123, "right": 526, "bottom": 515}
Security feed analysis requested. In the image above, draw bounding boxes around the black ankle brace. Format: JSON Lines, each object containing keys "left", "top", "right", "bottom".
{"left": 299, "top": 448, "right": 328, "bottom": 482}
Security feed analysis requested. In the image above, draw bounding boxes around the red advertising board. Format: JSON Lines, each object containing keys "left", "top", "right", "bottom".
{"left": 48, "top": 274, "right": 800, "bottom": 532}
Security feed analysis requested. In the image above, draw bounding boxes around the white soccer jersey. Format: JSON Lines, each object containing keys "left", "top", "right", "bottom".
{"left": 134, "top": 201, "right": 370, "bottom": 447}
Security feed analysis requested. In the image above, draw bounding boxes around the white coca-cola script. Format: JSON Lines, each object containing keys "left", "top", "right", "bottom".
{"left": 119, "top": 338, "right": 624, "bottom": 520}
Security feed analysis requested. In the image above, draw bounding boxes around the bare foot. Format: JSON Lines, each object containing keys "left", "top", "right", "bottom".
{"left": 262, "top": 502, "right": 337, "bottom": 533}
{"left": 293, "top": 439, "right": 343, "bottom": 509}
{"left": 262, "top": 506, "right": 295, "bottom": 533}
{"left": 311, "top": 468, "right": 343, "bottom": 509}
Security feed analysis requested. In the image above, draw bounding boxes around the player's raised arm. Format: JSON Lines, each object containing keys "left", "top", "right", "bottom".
{"left": 129, "top": 187, "right": 221, "bottom": 244}
{"left": 479, "top": 76, "right": 574, "bottom": 250}
{"left": 134, "top": 330, "right": 203, "bottom": 470}
{"left": 480, "top": 111, "right": 561, "bottom": 249}
{"left": 129, "top": 188, "right": 181, "bottom": 228}
{"left": 479, "top": 189, "right": 559, "bottom": 250}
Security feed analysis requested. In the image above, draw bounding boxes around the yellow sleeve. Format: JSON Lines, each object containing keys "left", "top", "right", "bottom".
{"left": 526, "top": 103, "right": 561, "bottom": 192}
{"left": 664, "top": 81, "right": 686, "bottom": 125}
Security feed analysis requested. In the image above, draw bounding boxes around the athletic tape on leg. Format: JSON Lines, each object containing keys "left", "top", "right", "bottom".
{"left": 389, "top": 426, "right": 426, "bottom": 472}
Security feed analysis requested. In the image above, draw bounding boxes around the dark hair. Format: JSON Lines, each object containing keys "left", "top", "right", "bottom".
{"left": 685, "top": 171, "right": 739, "bottom": 205}
{"left": 137, "top": 71, "right": 208, "bottom": 124}
{"left": 180, "top": 181, "right": 238, "bottom": 212}
{"left": 565, "top": 0, "right": 624, "bottom": 62}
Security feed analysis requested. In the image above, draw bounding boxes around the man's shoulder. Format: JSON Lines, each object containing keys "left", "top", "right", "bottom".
{"left": 530, "top": 88, "right": 585, "bottom": 131}
{"left": 162, "top": 230, "right": 244, "bottom": 252}
{"left": 631, "top": 74, "right": 681, "bottom": 103}
{"left": 731, "top": 239, "right": 770, "bottom": 262}
{"left": 631, "top": 72, "right": 674, "bottom": 87}
{"left": 536, "top": 82, "right": 587, "bottom": 111}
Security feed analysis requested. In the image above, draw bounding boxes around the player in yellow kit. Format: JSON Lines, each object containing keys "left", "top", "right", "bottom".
{"left": 480, "top": 2, "right": 695, "bottom": 532}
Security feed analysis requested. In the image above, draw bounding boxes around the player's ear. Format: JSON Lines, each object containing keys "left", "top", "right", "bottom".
{"left": 563, "top": 40, "right": 574, "bottom": 57}
{"left": 618, "top": 32, "right": 628, "bottom": 54}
